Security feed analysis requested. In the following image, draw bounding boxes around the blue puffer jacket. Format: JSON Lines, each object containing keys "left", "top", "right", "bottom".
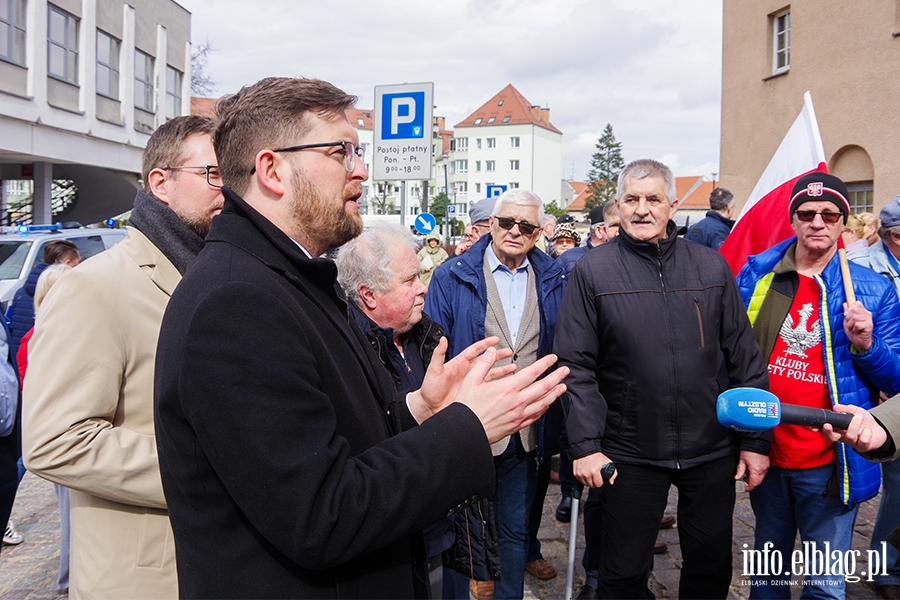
{"left": 6, "top": 262, "right": 48, "bottom": 361}
{"left": 424, "top": 234, "right": 566, "bottom": 362}
{"left": 736, "top": 237, "right": 900, "bottom": 505}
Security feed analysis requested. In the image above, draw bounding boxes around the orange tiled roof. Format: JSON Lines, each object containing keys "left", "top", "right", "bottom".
{"left": 675, "top": 177, "right": 715, "bottom": 209}
{"left": 190, "top": 97, "right": 217, "bottom": 117}
{"left": 455, "top": 84, "right": 562, "bottom": 134}
{"left": 348, "top": 107, "right": 374, "bottom": 130}
{"left": 565, "top": 181, "right": 591, "bottom": 212}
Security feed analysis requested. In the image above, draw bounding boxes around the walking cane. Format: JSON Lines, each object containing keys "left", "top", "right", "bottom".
{"left": 564, "top": 463, "right": 615, "bottom": 600}
{"left": 564, "top": 479, "right": 584, "bottom": 600}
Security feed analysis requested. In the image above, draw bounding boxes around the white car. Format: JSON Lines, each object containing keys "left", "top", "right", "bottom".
{"left": 0, "top": 225, "right": 127, "bottom": 313}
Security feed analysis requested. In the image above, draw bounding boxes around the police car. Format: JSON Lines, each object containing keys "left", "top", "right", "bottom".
{"left": 0, "top": 224, "right": 127, "bottom": 312}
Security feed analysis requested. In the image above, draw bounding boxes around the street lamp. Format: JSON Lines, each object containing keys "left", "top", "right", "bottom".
{"left": 442, "top": 155, "right": 450, "bottom": 238}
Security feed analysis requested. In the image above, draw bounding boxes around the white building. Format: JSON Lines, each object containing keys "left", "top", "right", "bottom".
{"left": 450, "top": 84, "right": 562, "bottom": 210}
{"left": 0, "top": 0, "right": 192, "bottom": 224}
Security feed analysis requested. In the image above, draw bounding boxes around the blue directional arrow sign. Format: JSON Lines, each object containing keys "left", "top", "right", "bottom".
{"left": 414, "top": 212, "right": 437, "bottom": 235}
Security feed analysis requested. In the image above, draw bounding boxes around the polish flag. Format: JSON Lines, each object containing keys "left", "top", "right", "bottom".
{"left": 720, "top": 92, "right": 828, "bottom": 275}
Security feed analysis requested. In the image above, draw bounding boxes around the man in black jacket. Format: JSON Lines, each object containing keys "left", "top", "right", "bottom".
{"left": 153, "top": 77, "right": 568, "bottom": 599}
{"left": 555, "top": 159, "right": 769, "bottom": 599}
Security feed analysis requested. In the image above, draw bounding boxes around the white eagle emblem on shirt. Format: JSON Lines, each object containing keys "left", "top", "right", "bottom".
{"left": 779, "top": 302, "right": 821, "bottom": 358}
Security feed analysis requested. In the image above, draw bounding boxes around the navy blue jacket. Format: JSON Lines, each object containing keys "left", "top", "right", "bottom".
{"left": 6, "top": 262, "right": 48, "bottom": 360}
{"left": 424, "top": 234, "right": 566, "bottom": 361}
{"left": 683, "top": 210, "right": 734, "bottom": 250}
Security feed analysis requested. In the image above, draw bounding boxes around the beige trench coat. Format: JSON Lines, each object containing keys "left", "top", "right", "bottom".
{"left": 23, "top": 227, "right": 179, "bottom": 598}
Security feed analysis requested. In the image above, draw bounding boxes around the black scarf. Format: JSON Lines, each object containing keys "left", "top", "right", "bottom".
{"left": 127, "top": 189, "right": 205, "bottom": 274}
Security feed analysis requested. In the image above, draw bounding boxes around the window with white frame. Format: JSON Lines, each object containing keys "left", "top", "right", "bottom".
{"left": 475, "top": 161, "right": 481, "bottom": 172}
{"left": 454, "top": 159, "right": 468, "bottom": 174}
{"left": 476, "top": 138, "right": 482, "bottom": 149}
{"left": 96, "top": 30, "right": 120, "bottom": 99}
{"left": 509, "top": 182, "right": 519, "bottom": 189}
{"left": 456, "top": 137, "right": 468, "bottom": 151}
{"left": 457, "top": 182, "right": 467, "bottom": 194}
{"left": 486, "top": 160, "right": 495, "bottom": 172}
{"left": 510, "top": 160, "right": 520, "bottom": 171}
{"left": 166, "top": 65, "right": 183, "bottom": 120}
{"left": 475, "top": 183, "right": 482, "bottom": 194}
{"left": 0, "top": 0, "right": 26, "bottom": 65}
{"left": 48, "top": 5, "right": 79, "bottom": 84}
{"left": 487, "top": 138, "right": 496, "bottom": 149}
{"left": 772, "top": 10, "right": 790, "bottom": 75}
{"left": 134, "top": 49, "right": 154, "bottom": 111}
{"left": 847, "top": 181, "right": 874, "bottom": 213}
{"left": 510, "top": 136, "right": 520, "bottom": 148}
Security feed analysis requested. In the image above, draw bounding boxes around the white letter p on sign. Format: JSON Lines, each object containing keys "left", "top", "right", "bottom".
{"left": 391, "top": 98, "right": 416, "bottom": 135}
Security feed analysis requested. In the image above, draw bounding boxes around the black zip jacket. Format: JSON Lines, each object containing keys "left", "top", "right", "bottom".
{"left": 554, "top": 221, "right": 770, "bottom": 468}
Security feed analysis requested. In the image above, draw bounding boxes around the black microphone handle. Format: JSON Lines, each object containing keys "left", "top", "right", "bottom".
{"left": 779, "top": 403, "right": 854, "bottom": 430}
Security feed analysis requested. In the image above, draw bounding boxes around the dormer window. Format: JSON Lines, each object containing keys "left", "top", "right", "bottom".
{"left": 498, "top": 99, "right": 504, "bottom": 106}
{"left": 487, "top": 117, "right": 495, "bottom": 124}
{"left": 474, "top": 117, "right": 483, "bottom": 125}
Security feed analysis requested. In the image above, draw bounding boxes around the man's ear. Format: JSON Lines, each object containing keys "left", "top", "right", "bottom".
{"left": 146, "top": 168, "right": 170, "bottom": 205}
{"left": 358, "top": 284, "right": 377, "bottom": 311}
{"left": 255, "top": 150, "right": 288, "bottom": 198}
{"left": 890, "top": 230, "right": 900, "bottom": 247}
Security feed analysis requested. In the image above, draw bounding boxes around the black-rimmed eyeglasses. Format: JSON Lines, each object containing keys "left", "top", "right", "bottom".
{"left": 162, "top": 165, "right": 222, "bottom": 188}
{"left": 250, "top": 141, "right": 364, "bottom": 174}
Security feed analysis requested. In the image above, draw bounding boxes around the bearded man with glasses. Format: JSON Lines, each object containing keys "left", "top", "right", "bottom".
{"left": 153, "top": 78, "right": 566, "bottom": 599}
{"left": 736, "top": 172, "right": 900, "bottom": 599}
{"left": 425, "top": 189, "right": 566, "bottom": 599}
{"left": 22, "top": 115, "right": 222, "bottom": 598}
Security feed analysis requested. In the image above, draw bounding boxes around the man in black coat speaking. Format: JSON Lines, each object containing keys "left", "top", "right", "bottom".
{"left": 153, "top": 76, "right": 567, "bottom": 599}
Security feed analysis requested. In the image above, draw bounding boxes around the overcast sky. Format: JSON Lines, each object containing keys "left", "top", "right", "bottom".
{"left": 177, "top": 0, "right": 723, "bottom": 181}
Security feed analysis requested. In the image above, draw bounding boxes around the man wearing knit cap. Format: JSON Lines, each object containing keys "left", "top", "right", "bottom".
{"left": 852, "top": 195, "right": 900, "bottom": 599}
{"left": 735, "top": 172, "right": 900, "bottom": 599}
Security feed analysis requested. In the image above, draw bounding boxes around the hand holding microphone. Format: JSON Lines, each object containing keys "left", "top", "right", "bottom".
{"left": 716, "top": 387, "right": 854, "bottom": 432}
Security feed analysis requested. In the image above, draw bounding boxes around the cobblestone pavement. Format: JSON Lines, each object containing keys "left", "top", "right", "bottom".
{"left": 0, "top": 472, "right": 887, "bottom": 599}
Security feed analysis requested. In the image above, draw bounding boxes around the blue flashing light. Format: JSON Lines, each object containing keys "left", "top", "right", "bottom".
{"left": 105, "top": 218, "right": 116, "bottom": 227}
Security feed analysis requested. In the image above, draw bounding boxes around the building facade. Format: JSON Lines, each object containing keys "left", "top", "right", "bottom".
{"left": 0, "top": 0, "right": 191, "bottom": 224}
{"left": 450, "top": 84, "right": 562, "bottom": 211}
{"left": 721, "top": 0, "right": 900, "bottom": 215}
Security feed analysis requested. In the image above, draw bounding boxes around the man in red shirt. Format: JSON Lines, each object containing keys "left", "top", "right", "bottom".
{"left": 736, "top": 172, "right": 900, "bottom": 599}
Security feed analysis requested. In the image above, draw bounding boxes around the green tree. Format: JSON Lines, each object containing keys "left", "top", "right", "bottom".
{"left": 429, "top": 191, "right": 449, "bottom": 222}
{"left": 543, "top": 202, "right": 566, "bottom": 219}
{"left": 585, "top": 123, "right": 625, "bottom": 212}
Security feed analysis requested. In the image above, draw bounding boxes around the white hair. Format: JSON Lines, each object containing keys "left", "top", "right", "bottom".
{"left": 492, "top": 189, "right": 545, "bottom": 223}
{"left": 335, "top": 222, "right": 417, "bottom": 308}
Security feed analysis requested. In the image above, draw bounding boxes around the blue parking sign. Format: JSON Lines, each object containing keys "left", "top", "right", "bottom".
{"left": 381, "top": 92, "right": 426, "bottom": 139}
{"left": 486, "top": 185, "right": 508, "bottom": 198}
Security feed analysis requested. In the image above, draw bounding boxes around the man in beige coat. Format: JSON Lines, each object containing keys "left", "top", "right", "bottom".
{"left": 22, "top": 115, "right": 223, "bottom": 598}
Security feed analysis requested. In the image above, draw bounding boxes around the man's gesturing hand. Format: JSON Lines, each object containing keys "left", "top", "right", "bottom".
{"left": 409, "top": 337, "right": 515, "bottom": 423}
{"left": 454, "top": 349, "right": 568, "bottom": 444}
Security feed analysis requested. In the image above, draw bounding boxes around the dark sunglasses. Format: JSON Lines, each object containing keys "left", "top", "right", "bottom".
{"left": 493, "top": 216, "right": 539, "bottom": 236}
{"left": 794, "top": 210, "right": 843, "bottom": 224}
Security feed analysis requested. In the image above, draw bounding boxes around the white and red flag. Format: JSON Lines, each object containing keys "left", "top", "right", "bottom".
{"left": 720, "top": 92, "right": 828, "bottom": 275}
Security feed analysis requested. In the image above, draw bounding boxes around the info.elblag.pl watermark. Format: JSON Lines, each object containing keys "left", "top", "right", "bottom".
{"left": 740, "top": 541, "right": 891, "bottom": 584}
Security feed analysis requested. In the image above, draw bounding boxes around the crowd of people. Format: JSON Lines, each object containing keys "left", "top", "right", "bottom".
{"left": 0, "top": 75, "right": 898, "bottom": 600}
